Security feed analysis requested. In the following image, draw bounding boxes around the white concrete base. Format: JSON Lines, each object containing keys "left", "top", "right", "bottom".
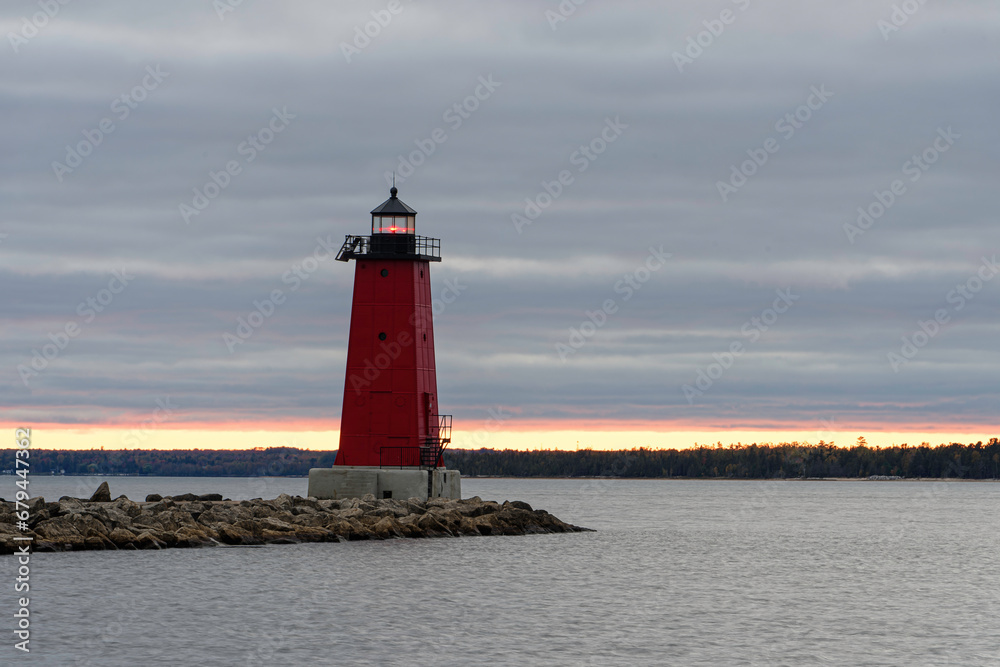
{"left": 307, "top": 466, "right": 461, "bottom": 501}
{"left": 432, "top": 469, "right": 461, "bottom": 499}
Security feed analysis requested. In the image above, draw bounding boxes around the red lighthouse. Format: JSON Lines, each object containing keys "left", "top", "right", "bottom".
{"left": 309, "top": 187, "right": 459, "bottom": 500}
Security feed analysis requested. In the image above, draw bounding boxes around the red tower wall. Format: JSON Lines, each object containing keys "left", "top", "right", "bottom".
{"left": 335, "top": 258, "right": 439, "bottom": 467}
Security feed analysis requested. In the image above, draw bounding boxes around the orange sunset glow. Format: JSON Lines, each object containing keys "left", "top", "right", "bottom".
{"left": 6, "top": 420, "right": 995, "bottom": 453}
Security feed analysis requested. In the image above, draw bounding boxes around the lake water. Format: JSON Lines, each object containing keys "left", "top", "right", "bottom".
{"left": 4, "top": 476, "right": 999, "bottom": 666}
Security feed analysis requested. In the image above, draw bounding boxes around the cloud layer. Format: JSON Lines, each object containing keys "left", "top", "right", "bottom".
{"left": 2, "top": 0, "right": 998, "bottom": 436}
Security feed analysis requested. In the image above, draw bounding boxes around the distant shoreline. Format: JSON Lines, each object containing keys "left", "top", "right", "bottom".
{"left": 4, "top": 472, "right": 997, "bottom": 482}
{"left": 5, "top": 443, "right": 998, "bottom": 479}
{"left": 464, "top": 476, "right": 1000, "bottom": 482}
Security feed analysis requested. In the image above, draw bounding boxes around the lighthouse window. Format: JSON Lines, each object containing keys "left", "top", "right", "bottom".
{"left": 378, "top": 332, "right": 387, "bottom": 341}
{"left": 375, "top": 215, "right": 415, "bottom": 234}
{"left": 423, "top": 334, "right": 426, "bottom": 341}
{"left": 380, "top": 269, "right": 388, "bottom": 277}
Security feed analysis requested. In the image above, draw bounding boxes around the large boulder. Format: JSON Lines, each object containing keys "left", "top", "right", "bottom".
{"left": 416, "top": 513, "right": 451, "bottom": 537}
{"left": 272, "top": 494, "right": 295, "bottom": 511}
{"left": 84, "top": 536, "right": 111, "bottom": 550}
{"left": 89, "top": 482, "right": 112, "bottom": 503}
{"left": 33, "top": 516, "right": 82, "bottom": 540}
{"left": 134, "top": 531, "right": 165, "bottom": 550}
{"left": 27, "top": 496, "right": 46, "bottom": 512}
{"left": 256, "top": 517, "right": 298, "bottom": 533}
{"left": 146, "top": 498, "right": 176, "bottom": 512}
{"left": 504, "top": 500, "right": 534, "bottom": 512}
{"left": 27, "top": 509, "right": 51, "bottom": 529}
{"left": 213, "top": 523, "right": 259, "bottom": 545}
{"left": 371, "top": 516, "right": 403, "bottom": 539}
{"left": 173, "top": 525, "right": 216, "bottom": 548}
{"left": 107, "top": 527, "right": 139, "bottom": 548}
{"left": 109, "top": 497, "right": 142, "bottom": 519}
{"left": 57, "top": 497, "right": 85, "bottom": 516}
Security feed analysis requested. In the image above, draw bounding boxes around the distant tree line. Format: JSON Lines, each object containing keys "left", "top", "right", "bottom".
{"left": 2, "top": 440, "right": 998, "bottom": 479}
{"left": 446, "top": 440, "right": 1000, "bottom": 479}
{"left": 0, "top": 447, "right": 335, "bottom": 477}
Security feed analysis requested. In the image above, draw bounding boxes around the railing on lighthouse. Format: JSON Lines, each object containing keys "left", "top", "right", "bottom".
{"left": 336, "top": 234, "right": 440, "bottom": 262}
{"left": 379, "top": 414, "right": 453, "bottom": 470}
{"left": 336, "top": 185, "right": 441, "bottom": 262}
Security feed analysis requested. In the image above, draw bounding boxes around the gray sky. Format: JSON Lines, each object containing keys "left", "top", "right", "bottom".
{"left": 2, "top": 0, "right": 998, "bottom": 439}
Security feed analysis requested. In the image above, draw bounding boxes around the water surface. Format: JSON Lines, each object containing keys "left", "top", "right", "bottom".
{"left": 5, "top": 477, "right": 998, "bottom": 666}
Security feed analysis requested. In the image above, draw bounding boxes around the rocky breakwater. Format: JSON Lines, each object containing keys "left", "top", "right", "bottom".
{"left": 0, "top": 482, "right": 590, "bottom": 554}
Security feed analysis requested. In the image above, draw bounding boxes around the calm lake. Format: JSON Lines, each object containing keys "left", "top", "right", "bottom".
{"left": 4, "top": 476, "right": 999, "bottom": 666}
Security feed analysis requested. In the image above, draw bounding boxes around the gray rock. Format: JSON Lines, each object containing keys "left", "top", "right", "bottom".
{"left": 27, "top": 509, "right": 50, "bottom": 529}
{"left": 57, "top": 497, "right": 85, "bottom": 515}
{"left": 89, "top": 482, "right": 112, "bottom": 503}
{"left": 0, "top": 492, "right": 591, "bottom": 555}
{"left": 146, "top": 498, "right": 176, "bottom": 512}
{"left": 145, "top": 494, "right": 163, "bottom": 502}
{"left": 27, "top": 496, "right": 46, "bottom": 511}
{"left": 273, "top": 493, "right": 295, "bottom": 510}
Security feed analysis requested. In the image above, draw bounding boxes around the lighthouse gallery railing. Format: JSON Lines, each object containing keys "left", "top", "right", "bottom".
{"left": 336, "top": 235, "right": 441, "bottom": 262}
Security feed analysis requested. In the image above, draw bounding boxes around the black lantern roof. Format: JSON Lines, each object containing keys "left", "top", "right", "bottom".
{"left": 370, "top": 186, "right": 417, "bottom": 216}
